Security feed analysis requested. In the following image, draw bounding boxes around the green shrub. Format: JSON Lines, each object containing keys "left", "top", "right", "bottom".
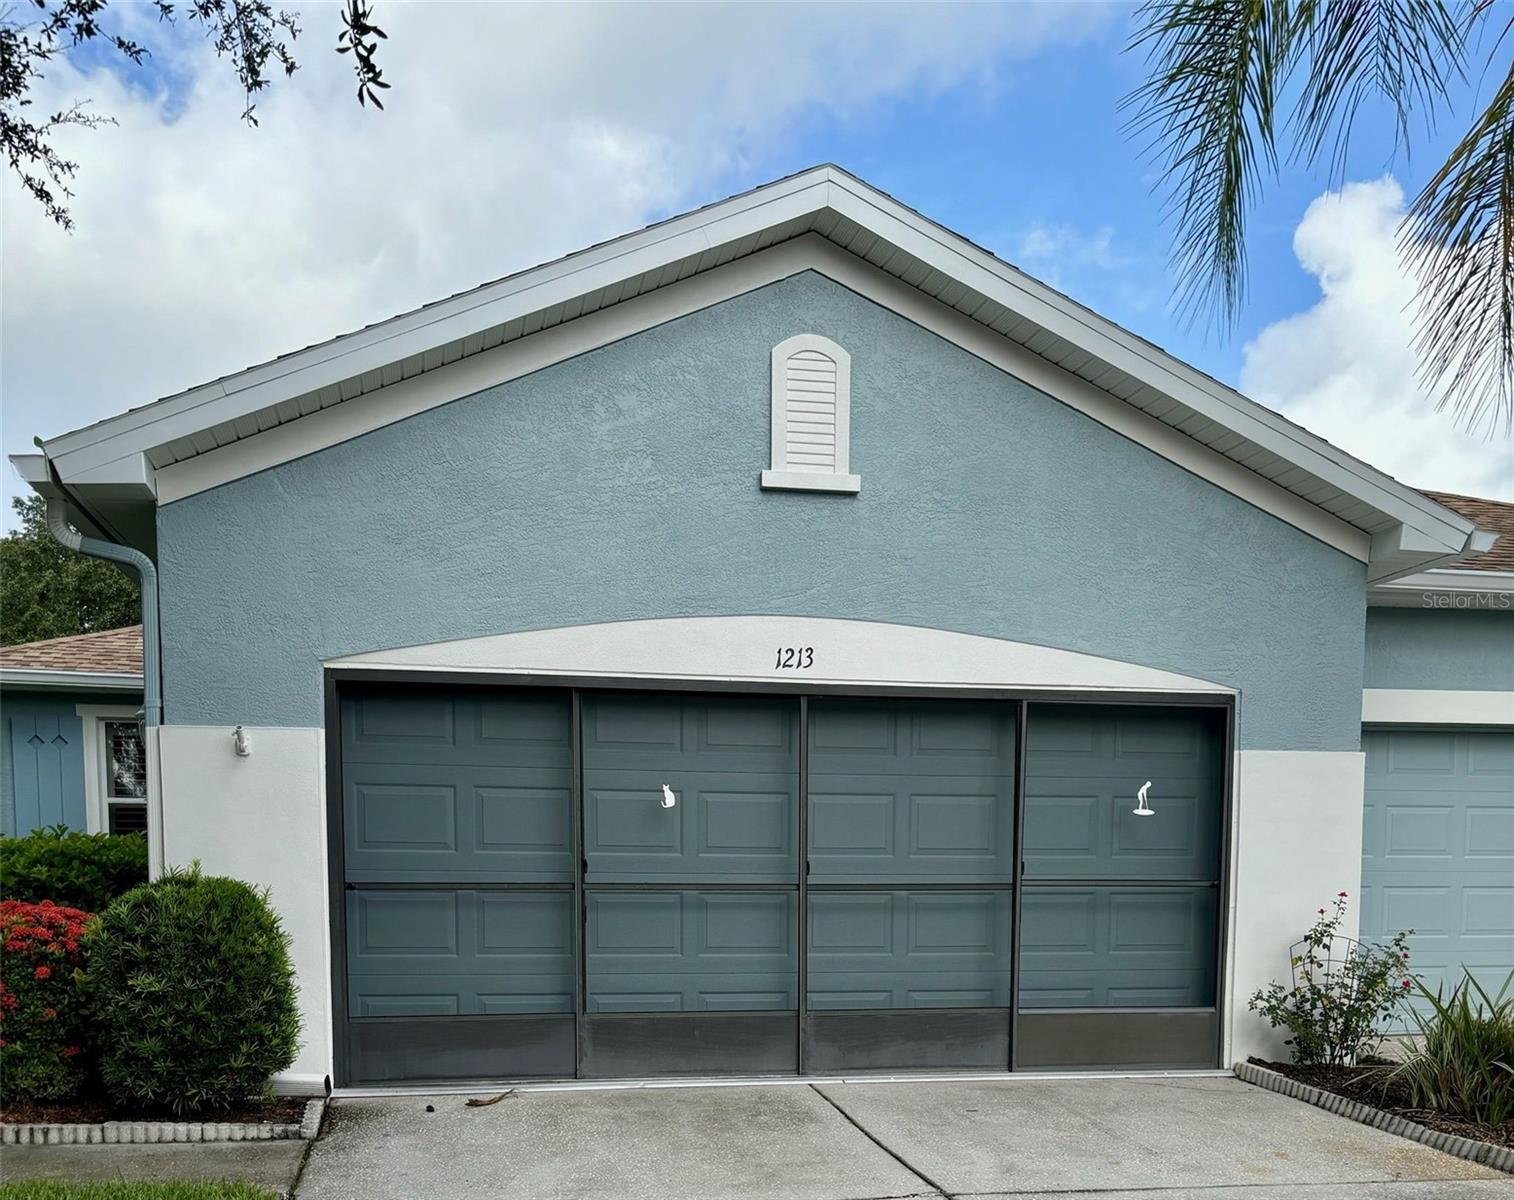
{"left": 85, "top": 866, "right": 299, "bottom": 1115}
{"left": 1393, "top": 970, "right": 1514, "bottom": 1127}
{"left": 1, "top": 826, "right": 148, "bottom": 913}
{"left": 0, "top": 900, "right": 94, "bottom": 1102}
{"left": 1248, "top": 892, "right": 1413, "bottom": 1066}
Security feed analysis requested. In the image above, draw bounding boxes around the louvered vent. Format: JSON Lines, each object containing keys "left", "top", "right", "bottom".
{"left": 761, "top": 335, "right": 859, "bottom": 493}
{"left": 781, "top": 348, "right": 839, "bottom": 473}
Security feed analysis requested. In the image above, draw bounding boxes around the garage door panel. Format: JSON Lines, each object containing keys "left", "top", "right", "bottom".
{"left": 1362, "top": 729, "right": 1514, "bottom": 1023}
{"left": 806, "top": 890, "right": 1010, "bottom": 1009}
{"left": 345, "top": 765, "right": 572, "bottom": 882}
{"left": 1023, "top": 705, "right": 1223, "bottom": 883}
{"left": 808, "top": 701, "right": 1015, "bottom": 778}
{"left": 346, "top": 889, "right": 575, "bottom": 1017}
{"left": 583, "top": 695, "right": 796, "bottom": 775}
{"left": 585, "top": 772, "right": 797, "bottom": 882}
{"left": 586, "top": 890, "right": 797, "bottom": 1012}
{"left": 343, "top": 689, "right": 571, "bottom": 769}
{"left": 1017, "top": 886, "right": 1217, "bottom": 1009}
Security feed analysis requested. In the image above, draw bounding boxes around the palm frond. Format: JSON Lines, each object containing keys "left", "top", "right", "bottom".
{"left": 1403, "top": 59, "right": 1514, "bottom": 435}
{"left": 1292, "top": 0, "right": 1468, "bottom": 179}
{"left": 1123, "top": 0, "right": 1299, "bottom": 329}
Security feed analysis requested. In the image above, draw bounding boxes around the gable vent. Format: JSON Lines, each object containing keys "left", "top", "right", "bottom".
{"left": 760, "top": 334, "right": 860, "bottom": 494}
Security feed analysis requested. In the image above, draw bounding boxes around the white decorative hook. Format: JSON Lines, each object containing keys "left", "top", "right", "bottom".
{"left": 660, "top": 784, "right": 677, "bottom": 810}
{"left": 1133, "top": 780, "right": 1154, "bottom": 817}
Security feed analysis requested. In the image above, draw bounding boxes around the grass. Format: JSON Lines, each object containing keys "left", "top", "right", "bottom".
{"left": 0, "top": 1184, "right": 277, "bottom": 1199}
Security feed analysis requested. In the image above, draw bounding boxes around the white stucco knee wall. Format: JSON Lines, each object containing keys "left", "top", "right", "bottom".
{"left": 1225, "top": 749, "right": 1366, "bottom": 1065}
{"left": 157, "top": 725, "right": 331, "bottom": 1091}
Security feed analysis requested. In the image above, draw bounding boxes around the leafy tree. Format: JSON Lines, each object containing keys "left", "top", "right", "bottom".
{"left": 0, "top": 495, "right": 139, "bottom": 645}
{"left": 1, "top": 0, "right": 388, "bottom": 230}
{"left": 1126, "top": 0, "right": 1513, "bottom": 435}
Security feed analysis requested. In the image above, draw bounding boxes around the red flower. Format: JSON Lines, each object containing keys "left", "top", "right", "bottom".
{"left": 1401, "top": 979, "right": 1412, "bottom": 989}
{"left": 33, "top": 965, "right": 50, "bottom": 980}
{"left": 1337, "top": 891, "right": 1348, "bottom": 897}
{"left": 0, "top": 1038, "right": 6, "bottom": 1048}
{"left": 61, "top": 1045, "right": 80, "bottom": 1059}
{"left": 1317, "top": 908, "right": 1326, "bottom": 915}
{"left": 41, "top": 1007, "right": 56, "bottom": 1020}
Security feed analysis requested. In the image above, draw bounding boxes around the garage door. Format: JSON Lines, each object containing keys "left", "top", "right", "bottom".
{"left": 334, "top": 683, "right": 1230, "bottom": 1083}
{"left": 1361, "top": 729, "right": 1514, "bottom": 1013}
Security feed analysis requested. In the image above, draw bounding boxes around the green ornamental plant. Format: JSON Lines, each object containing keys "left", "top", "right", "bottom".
{"left": 1248, "top": 892, "right": 1413, "bottom": 1067}
{"left": 1393, "top": 969, "right": 1514, "bottom": 1128}
{"left": 0, "top": 826, "right": 148, "bottom": 914}
{"left": 85, "top": 866, "right": 299, "bottom": 1115}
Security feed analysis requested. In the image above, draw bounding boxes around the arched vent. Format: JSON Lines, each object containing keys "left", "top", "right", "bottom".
{"left": 760, "top": 335, "right": 860, "bottom": 493}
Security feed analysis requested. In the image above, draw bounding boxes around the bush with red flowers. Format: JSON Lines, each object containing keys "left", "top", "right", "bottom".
{"left": 0, "top": 899, "right": 94, "bottom": 1102}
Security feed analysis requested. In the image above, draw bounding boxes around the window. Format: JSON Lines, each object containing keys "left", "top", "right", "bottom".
{"left": 77, "top": 705, "right": 148, "bottom": 836}
{"left": 104, "top": 720, "right": 147, "bottom": 835}
{"left": 760, "top": 334, "right": 860, "bottom": 493}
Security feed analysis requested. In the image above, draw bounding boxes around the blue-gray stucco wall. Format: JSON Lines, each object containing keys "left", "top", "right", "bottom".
{"left": 156, "top": 271, "right": 1366, "bottom": 750}
{"left": 1363, "top": 608, "right": 1514, "bottom": 691}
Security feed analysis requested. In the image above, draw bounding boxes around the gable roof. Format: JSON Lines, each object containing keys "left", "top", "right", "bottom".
{"left": 9, "top": 164, "right": 1494, "bottom": 582}
{"left": 0, "top": 625, "right": 144, "bottom": 690}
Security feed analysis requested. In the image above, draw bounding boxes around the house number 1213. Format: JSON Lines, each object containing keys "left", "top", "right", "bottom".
{"left": 774, "top": 647, "right": 814, "bottom": 669}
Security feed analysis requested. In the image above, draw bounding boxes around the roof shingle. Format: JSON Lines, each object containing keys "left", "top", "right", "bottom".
{"left": 0, "top": 625, "right": 143, "bottom": 675}
{"left": 1423, "top": 492, "right": 1514, "bottom": 573}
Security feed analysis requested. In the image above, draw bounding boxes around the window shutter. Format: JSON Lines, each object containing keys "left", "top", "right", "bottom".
{"left": 761, "top": 335, "right": 859, "bottom": 493}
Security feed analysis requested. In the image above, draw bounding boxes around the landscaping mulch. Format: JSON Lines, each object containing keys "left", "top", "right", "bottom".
{"left": 1250, "top": 1057, "right": 1514, "bottom": 1149}
{"left": 0, "top": 1096, "right": 305, "bottom": 1128}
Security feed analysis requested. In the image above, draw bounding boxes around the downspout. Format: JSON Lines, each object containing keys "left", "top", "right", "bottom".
{"left": 43, "top": 494, "right": 165, "bottom": 873}
{"left": 42, "top": 497, "right": 161, "bottom": 729}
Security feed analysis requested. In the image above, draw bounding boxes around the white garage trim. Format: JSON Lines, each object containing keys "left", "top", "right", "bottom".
{"left": 325, "top": 616, "right": 1236, "bottom": 696}
{"left": 1362, "top": 689, "right": 1514, "bottom": 726}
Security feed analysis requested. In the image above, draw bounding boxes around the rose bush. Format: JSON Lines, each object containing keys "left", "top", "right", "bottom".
{"left": 0, "top": 899, "right": 94, "bottom": 1102}
{"left": 1248, "top": 892, "right": 1413, "bottom": 1066}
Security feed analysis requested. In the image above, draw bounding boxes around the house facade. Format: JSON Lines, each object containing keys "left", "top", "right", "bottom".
{"left": 0, "top": 626, "right": 147, "bottom": 837}
{"left": 10, "top": 167, "right": 1511, "bottom": 1092}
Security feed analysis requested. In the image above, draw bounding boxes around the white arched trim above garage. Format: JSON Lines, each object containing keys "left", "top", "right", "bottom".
{"left": 326, "top": 615, "right": 1234, "bottom": 695}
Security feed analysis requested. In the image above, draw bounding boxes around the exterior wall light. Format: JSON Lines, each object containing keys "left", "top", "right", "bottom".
{"left": 232, "top": 726, "right": 252, "bottom": 757}
{"left": 1133, "top": 780, "right": 1155, "bottom": 817}
{"left": 660, "top": 784, "right": 677, "bottom": 809}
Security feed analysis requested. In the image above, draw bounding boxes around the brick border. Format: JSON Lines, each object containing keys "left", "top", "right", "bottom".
{"left": 1, "top": 1097, "right": 325, "bottom": 1145}
{"left": 1234, "top": 1061, "right": 1513, "bottom": 1175}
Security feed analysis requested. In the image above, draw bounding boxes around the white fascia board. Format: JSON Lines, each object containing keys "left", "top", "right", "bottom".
{"left": 0, "top": 669, "right": 144, "bottom": 691}
{"left": 1362, "top": 689, "right": 1514, "bottom": 725}
{"left": 1368, "top": 567, "right": 1514, "bottom": 606}
{"left": 821, "top": 173, "right": 1473, "bottom": 555}
{"left": 42, "top": 170, "right": 839, "bottom": 479}
{"left": 155, "top": 236, "right": 1370, "bottom": 560}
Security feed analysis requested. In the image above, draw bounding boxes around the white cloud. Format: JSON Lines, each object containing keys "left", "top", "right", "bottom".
{"left": 1016, "top": 221, "right": 1125, "bottom": 279}
{"left": 1, "top": 1, "right": 1111, "bottom": 522}
{"left": 1241, "top": 177, "right": 1514, "bottom": 501}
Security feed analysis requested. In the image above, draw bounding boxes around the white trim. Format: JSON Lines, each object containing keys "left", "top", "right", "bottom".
{"left": 762, "top": 333, "right": 858, "bottom": 494}
{"left": 326, "top": 615, "right": 1235, "bottom": 695}
{"left": 0, "top": 668, "right": 143, "bottom": 691}
{"left": 155, "top": 238, "right": 1369, "bottom": 561}
{"left": 1368, "top": 568, "right": 1514, "bottom": 608}
{"left": 75, "top": 704, "right": 146, "bottom": 835}
{"left": 1361, "top": 689, "right": 1514, "bottom": 726}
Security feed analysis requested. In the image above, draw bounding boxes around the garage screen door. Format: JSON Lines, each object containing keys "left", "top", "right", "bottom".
{"left": 335, "top": 685, "right": 1228, "bottom": 1083}
{"left": 1362, "top": 729, "right": 1514, "bottom": 1019}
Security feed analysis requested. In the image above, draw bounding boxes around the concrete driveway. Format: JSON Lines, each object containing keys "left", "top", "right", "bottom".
{"left": 294, "top": 1076, "right": 1511, "bottom": 1200}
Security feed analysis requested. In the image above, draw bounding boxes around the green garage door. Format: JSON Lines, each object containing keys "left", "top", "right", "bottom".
{"left": 1362, "top": 729, "right": 1514, "bottom": 1008}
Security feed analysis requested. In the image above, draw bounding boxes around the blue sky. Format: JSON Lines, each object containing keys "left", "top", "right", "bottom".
{"left": 4, "top": 2, "right": 1510, "bottom": 523}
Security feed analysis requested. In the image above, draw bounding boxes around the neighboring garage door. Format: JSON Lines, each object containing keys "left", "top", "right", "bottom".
{"left": 1361, "top": 729, "right": 1514, "bottom": 1012}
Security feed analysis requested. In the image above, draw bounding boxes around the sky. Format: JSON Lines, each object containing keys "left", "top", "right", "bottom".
{"left": 3, "top": 0, "right": 1512, "bottom": 532}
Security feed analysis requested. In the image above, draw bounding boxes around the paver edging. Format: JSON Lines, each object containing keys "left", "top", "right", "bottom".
{"left": 1, "top": 1097, "right": 326, "bottom": 1145}
{"left": 1233, "top": 1060, "right": 1513, "bottom": 1175}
